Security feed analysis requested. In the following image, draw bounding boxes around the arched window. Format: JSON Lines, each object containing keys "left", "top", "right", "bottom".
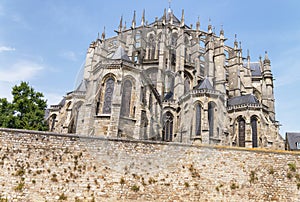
{"left": 102, "top": 77, "right": 115, "bottom": 114}
{"left": 171, "top": 33, "right": 178, "bottom": 47}
{"left": 238, "top": 116, "right": 246, "bottom": 147}
{"left": 68, "top": 101, "right": 83, "bottom": 134}
{"left": 50, "top": 114, "right": 57, "bottom": 132}
{"left": 135, "top": 31, "right": 141, "bottom": 48}
{"left": 121, "top": 80, "right": 132, "bottom": 117}
{"left": 163, "top": 112, "right": 173, "bottom": 141}
{"left": 148, "top": 34, "right": 155, "bottom": 60}
{"left": 251, "top": 116, "right": 258, "bottom": 148}
{"left": 165, "top": 74, "right": 175, "bottom": 94}
{"left": 184, "top": 77, "right": 190, "bottom": 94}
{"left": 208, "top": 102, "right": 216, "bottom": 137}
{"left": 195, "top": 104, "right": 202, "bottom": 136}
{"left": 171, "top": 33, "right": 178, "bottom": 65}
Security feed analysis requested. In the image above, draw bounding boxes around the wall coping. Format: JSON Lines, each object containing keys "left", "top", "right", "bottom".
{"left": 0, "top": 127, "right": 299, "bottom": 156}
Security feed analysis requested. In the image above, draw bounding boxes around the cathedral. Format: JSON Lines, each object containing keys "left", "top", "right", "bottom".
{"left": 48, "top": 8, "right": 284, "bottom": 149}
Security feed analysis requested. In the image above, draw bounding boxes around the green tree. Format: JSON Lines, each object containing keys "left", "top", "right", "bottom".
{"left": 0, "top": 82, "right": 48, "bottom": 131}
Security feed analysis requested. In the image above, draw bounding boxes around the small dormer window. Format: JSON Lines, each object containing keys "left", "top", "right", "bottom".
{"left": 296, "top": 142, "right": 300, "bottom": 150}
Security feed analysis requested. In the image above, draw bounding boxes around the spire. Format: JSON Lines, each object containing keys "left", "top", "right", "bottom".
{"left": 220, "top": 24, "right": 224, "bottom": 39}
{"left": 208, "top": 18, "right": 212, "bottom": 34}
{"left": 141, "top": 9, "right": 145, "bottom": 26}
{"left": 196, "top": 16, "right": 200, "bottom": 31}
{"left": 264, "top": 51, "right": 271, "bottom": 65}
{"left": 132, "top": 10, "right": 136, "bottom": 29}
{"left": 168, "top": 0, "right": 172, "bottom": 13}
{"left": 247, "top": 49, "right": 250, "bottom": 61}
{"left": 118, "top": 16, "right": 123, "bottom": 32}
{"left": 123, "top": 21, "right": 127, "bottom": 31}
{"left": 162, "top": 8, "right": 166, "bottom": 25}
{"left": 234, "top": 34, "right": 238, "bottom": 50}
{"left": 101, "top": 26, "right": 106, "bottom": 40}
{"left": 180, "top": 9, "right": 185, "bottom": 27}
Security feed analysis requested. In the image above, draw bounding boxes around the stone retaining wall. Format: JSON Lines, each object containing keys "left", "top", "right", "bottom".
{"left": 0, "top": 128, "right": 299, "bottom": 201}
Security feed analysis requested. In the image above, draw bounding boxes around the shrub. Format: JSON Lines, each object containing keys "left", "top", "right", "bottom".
{"left": 58, "top": 193, "right": 67, "bottom": 200}
{"left": 120, "top": 177, "right": 125, "bottom": 185}
{"left": 269, "top": 167, "right": 274, "bottom": 175}
{"left": 230, "top": 182, "right": 239, "bottom": 190}
{"left": 249, "top": 170, "right": 258, "bottom": 184}
{"left": 184, "top": 182, "right": 190, "bottom": 188}
{"left": 287, "top": 172, "right": 293, "bottom": 179}
{"left": 288, "top": 163, "right": 296, "bottom": 172}
{"left": 14, "top": 182, "right": 25, "bottom": 191}
{"left": 131, "top": 185, "right": 139, "bottom": 192}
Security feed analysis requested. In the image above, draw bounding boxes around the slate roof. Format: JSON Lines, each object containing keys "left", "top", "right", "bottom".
{"left": 243, "top": 62, "right": 262, "bottom": 77}
{"left": 164, "top": 91, "right": 173, "bottom": 100}
{"left": 111, "top": 46, "right": 131, "bottom": 61}
{"left": 196, "top": 77, "right": 214, "bottom": 90}
{"left": 228, "top": 94, "right": 259, "bottom": 106}
{"left": 286, "top": 133, "right": 300, "bottom": 150}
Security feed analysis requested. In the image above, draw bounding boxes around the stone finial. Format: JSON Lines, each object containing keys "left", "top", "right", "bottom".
{"left": 247, "top": 49, "right": 250, "bottom": 60}
{"left": 118, "top": 16, "right": 123, "bottom": 33}
{"left": 180, "top": 9, "right": 185, "bottom": 27}
{"left": 220, "top": 24, "right": 224, "bottom": 39}
{"left": 141, "top": 9, "right": 145, "bottom": 26}
{"left": 132, "top": 10, "right": 136, "bottom": 29}
{"left": 234, "top": 34, "right": 238, "bottom": 50}
{"left": 101, "top": 27, "right": 106, "bottom": 40}
{"left": 163, "top": 8, "right": 166, "bottom": 25}
{"left": 264, "top": 51, "right": 271, "bottom": 64}
{"left": 123, "top": 21, "right": 127, "bottom": 31}
{"left": 208, "top": 18, "right": 212, "bottom": 34}
{"left": 196, "top": 16, "right": 200, "bottom": 31}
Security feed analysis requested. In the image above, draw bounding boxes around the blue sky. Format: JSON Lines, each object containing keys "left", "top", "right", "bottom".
{"left": 0, "top": 0, "right": 300, "bottom": 136}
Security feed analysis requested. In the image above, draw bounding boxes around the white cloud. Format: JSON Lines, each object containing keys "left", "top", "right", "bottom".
{"left": 0, "top": 46, "right": 15, "bottom": 53}
{"left": 0, "top": 81, "right": 13, "bottom": 101}
{"left": 0, "top": 60, "right": 44, "bottom": 82}
{"left": 44, "top": 92, "right": 64, "bottom": 106}
{"left": 60, "top": 51, "right": 78, "bottom": 61}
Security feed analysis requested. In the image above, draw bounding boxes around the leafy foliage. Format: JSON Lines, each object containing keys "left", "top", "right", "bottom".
{"left": 0, "top": 82, "right": 48, "bottom": 131}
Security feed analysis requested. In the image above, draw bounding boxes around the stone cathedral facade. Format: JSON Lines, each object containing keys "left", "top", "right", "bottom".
{"left": 48, "top": 9, "right": 284, "bottom": 149}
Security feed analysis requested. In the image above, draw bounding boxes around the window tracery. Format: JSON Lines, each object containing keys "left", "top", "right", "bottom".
{"left": 121, "top": 80, "right": 132, "bottom": 117}
{"left": 102, "top": 77, "right": 115, "bottom": 114}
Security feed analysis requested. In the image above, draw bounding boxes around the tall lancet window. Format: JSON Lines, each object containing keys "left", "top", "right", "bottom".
{"left": 184, "top": 77, "right": 190, "bottom": 94}
{"left": 195, "top": 104, "right": 202, "bottom": 136}
{"left": 251, "top": 116, "right": 258, "bottom": 148}
{"left": 208, "top": 102, "right": 216, "bottom": 137}
{"left": 238, "top": 116, "right": 246, "bottom": 147}
{"left": 163, "top": 112, "right": 173, "bottom": 141}
{"left": 103, "top": 77, "right": 115, "bottom": 114}
{"left": 121, "top": 80, "right": 132, "bottom": 117}
{"left": 148, "top": 34, "right": 155, "bottom": 60}
{"left": 170, "top": 33, "right": 177, "bottom": 66}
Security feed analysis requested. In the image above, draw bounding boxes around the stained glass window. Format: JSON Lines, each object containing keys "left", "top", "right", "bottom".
{"left": 238, "top": 117, "right": 245, "bottom": 147}
{"left": 251, "top": 116, "right": 258, "bottom": 148}
{"left": 163, "top": 112, "right": 173, "bottom": 141}
{"left": 195, "top": 104, "right": 201, "bottom": 136}
{"left": 121, "top": 80, "right": 132, "bottom": 117}
{"left": 102, "top": 77, "right": 115, "bottom": 114}
{"left": 148, "top": 34, "right": 155, "bottom": 60}
{"left": 208, "top": 102, "right": 215, "bottom": 137}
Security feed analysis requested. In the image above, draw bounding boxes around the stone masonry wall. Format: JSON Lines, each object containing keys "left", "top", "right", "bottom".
{"left": 0, "top": 128, "right": 300, "bottom": 201}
